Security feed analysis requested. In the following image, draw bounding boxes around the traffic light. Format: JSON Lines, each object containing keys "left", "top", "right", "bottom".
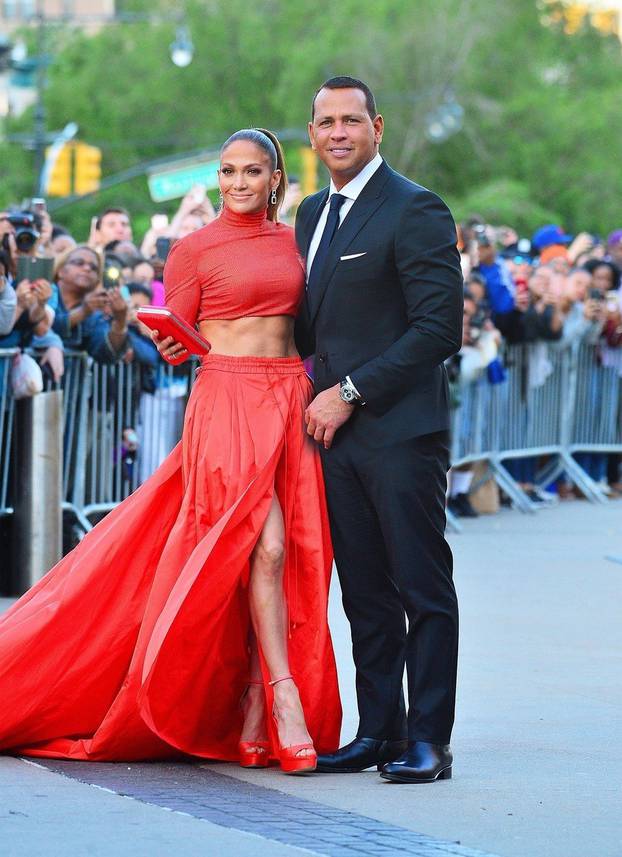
{"left": 592, "top": 10, "right": 619, "bottom": 36}
{"left": 300, "top": 146, "right": 318, "bottom": 197}
{"left": 45, "top": 144, "right": 72, "bottom": 197}
{"left": 74, "top": 142, "right": 102, "bottom": 195}
{"left": 564, "top": 3, "right": 589, "bottom": 34}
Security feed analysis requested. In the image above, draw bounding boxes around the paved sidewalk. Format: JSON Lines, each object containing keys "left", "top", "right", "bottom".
{"left": 1, "top": 499, "right": 620, "bottom": 856}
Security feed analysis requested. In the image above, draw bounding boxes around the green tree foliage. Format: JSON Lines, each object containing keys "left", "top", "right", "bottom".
{"left": 1, "top": 0, "right": 620, "bottom": 238}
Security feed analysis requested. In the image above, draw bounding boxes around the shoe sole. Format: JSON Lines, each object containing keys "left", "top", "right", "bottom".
{"left": 282, "top": 763, "right": 317, "bottom": 775}
{"left": 315, "top": 762, "right": 398, "bottom": 774}
{"left": 380, "top": 765, "right": 452, "bottom": 784}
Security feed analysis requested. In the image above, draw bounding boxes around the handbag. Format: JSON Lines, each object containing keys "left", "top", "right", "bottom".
{"left": 11, "top": 352, "right": 44, "bottom": 399}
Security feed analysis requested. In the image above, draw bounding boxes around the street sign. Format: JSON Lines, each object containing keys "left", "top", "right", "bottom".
{"left": 148, "top": 156, "right": 220, "bottom": 202}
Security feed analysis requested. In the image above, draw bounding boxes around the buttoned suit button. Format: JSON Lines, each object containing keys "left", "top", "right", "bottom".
{"left": 318, "top": 353, "right": 327, "bottom": 363}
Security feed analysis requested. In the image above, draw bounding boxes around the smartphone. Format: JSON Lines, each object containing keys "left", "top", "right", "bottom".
{"left": 156, "top": 237, "right": 172, "bottom": 261}
{"left": 589, "top": 287, "right": 604, "bottom": 302}
{"left": 16, "top": 255, "right": 54, "bottom": 283}
{"left": 151, "top": 214, "right": 169, "bottom": 231}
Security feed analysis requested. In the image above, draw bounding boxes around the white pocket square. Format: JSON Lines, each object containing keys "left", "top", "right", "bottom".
{"left": 340, "top": 252, "right": 367, "bottom": 261}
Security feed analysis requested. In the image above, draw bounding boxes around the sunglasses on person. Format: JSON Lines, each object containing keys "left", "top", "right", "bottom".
{"left": 67, "top": 256, "right": 99, "bottom": 272}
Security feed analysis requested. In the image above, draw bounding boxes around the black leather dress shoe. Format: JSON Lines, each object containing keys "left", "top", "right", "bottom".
{"left": 380, "top": 741, "right": 452, "bottom": 783}
{"left": 316, "top": 737, "right": 408, "bottom": 773}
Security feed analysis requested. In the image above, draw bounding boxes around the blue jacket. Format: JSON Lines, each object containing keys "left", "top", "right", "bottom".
{"left": 51, "top": 286, "right": 128, "bottom": 363}
{"left": 476, "top": 258, "right": 516, "bottom": 315}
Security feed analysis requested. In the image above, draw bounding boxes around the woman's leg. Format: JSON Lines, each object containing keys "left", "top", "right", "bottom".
{"left": 239, "top": 630, "right": 268, "bottom": 751}
{"left": 248, "top": 493, "right": 313, "bottom": 757}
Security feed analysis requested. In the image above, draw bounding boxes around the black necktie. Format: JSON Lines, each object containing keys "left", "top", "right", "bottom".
{"left": 306, "top": 193, "right": 347, "bottom": 299}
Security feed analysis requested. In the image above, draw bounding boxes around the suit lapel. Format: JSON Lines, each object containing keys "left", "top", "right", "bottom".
{"left": 308, "top": 162, "right": 391, "bottom": 323}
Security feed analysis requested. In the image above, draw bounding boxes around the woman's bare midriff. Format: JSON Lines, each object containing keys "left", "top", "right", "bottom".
{"left": 198, "top": 315, "right": 298, "bottom": 358}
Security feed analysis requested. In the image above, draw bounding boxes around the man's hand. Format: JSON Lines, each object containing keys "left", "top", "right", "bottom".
{"left": 305, "top": 383, "right": 355, "bottom": 449}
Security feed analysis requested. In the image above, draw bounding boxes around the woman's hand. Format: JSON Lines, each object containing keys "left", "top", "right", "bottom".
{"left": 150, "top": 329, "right": 188, "bottom": 363}
{"left": 15, "top": 279, "right": 35, "bottom": 309}
{"left": 40, "top": 345, "right": 64, "bottom": 382}
{"left": 106, "top": 286, "right": 129, "bottom": 323}
{"left": 82, "top": 286, "right": 108, "bottom": 317}
{"left": 31, "top": 278, "right": 52, "bottom": 306}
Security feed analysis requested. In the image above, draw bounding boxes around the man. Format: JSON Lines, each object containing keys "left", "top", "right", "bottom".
{"left": 93, "top": 207, "right": 133, "bottom": 248}
{"left": 296, "top": 77, "right": 463, "bottom": 783}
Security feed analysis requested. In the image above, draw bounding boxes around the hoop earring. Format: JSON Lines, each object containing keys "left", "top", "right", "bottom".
{"left": 270, "top": 188, "right": 278, "bottom": 206}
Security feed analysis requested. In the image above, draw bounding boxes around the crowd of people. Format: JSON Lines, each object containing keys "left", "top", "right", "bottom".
{"left": 449, "top": 219, "right": 622, "bottom": 515}
{"left": 1, "top": 191, "right": 621, "bottom": 512}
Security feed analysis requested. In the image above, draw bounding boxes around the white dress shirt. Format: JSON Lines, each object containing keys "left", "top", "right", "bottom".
{"left": 306, "top": 152, "right": 384, "bottom": 275}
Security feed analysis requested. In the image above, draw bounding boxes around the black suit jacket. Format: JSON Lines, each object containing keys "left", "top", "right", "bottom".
{"left": 295, "top": 160, "right": 463, "bottom": 446}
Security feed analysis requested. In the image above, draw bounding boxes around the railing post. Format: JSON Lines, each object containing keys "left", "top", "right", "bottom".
{"left": 10, "top": 390, "right": 63, "bottom": 594}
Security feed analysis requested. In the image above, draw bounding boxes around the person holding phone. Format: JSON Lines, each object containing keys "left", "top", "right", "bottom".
{"left": 0, "top": 129, "right": 340, "bottom": 775}
{"left": 0, "top": 234, "right": 53, "bottom": 349}
{"left": 50, "top": 244, "right": 130, "bottom": 363}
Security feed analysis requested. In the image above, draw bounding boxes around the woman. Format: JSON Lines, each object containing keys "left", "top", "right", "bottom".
{"left": 0, "top": 129, "right": 341, "bottom": 773}
{"left": 50, "top": 244, "right": 130, "bottom": 363}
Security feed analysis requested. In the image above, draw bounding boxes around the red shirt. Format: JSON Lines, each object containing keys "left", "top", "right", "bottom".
{"left": 163, "top": 207, "right": 305, "bottom": 324}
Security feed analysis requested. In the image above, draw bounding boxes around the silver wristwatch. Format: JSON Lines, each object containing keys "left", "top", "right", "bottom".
{"left": 339, "top": 376, "right": 363, "bottom": 405}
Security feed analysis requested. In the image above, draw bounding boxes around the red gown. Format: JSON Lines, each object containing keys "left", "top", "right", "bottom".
{"left": 0, "top": 207, "right": 342, "bottom": 761}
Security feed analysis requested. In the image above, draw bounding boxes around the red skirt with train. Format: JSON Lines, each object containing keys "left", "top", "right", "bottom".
{"left": 0, "top": 354, "right": 341, "bottom": 761}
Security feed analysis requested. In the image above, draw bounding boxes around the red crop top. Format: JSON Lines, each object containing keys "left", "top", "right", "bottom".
{"left": 163, "top": 207, "right": 305, "bottom": 325}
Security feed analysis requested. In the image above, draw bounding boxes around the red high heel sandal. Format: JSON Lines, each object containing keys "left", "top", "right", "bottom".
{"left": 238, "top": 680, "right": 270, "bottom": 768}
{"left": 269, "top": 675, "right": 317, "bottom": 775}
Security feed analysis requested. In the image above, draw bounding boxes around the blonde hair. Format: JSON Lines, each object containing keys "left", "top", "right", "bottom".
{"left": 54, "top": 244, "right": 103, "bottom": 283}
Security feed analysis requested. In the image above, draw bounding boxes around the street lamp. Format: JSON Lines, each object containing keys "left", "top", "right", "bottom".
{"left": 169, "top": 26, "right": 194, "bottom": 68}
{"left": 425, "top": 96, "right": 464, "bottom": 144}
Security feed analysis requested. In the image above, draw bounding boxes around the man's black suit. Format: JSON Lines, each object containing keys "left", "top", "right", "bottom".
{"left": 295, "top": 160, "right": 463, "bottom": 744}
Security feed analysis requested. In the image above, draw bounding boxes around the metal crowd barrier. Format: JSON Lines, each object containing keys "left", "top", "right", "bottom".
{"left": 80, "top": 357, "right": 198, "bottom": 522}
{"left": 0, "top": 348, "right": 19, "bottom": 517}
{"left": 1, "top": 342, "right": 620, "bottom": 546}
{"left": 449, "top": 341, "right": 622, "bottom": 530}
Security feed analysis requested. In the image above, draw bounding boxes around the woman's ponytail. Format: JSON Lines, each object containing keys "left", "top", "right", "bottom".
{"left": 256, "top": 128, "right": 288, "bottom": 222}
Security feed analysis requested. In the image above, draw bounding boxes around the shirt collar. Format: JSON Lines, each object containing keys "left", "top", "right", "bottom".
{"left": 328, "top": 152, "right": 384, "bottom": 203}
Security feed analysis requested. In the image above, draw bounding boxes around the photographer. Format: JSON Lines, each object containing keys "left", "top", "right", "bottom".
{"left": 0, "top": 215, "right": 53, "bottom": 348}
{"left": 0, "top": 249, "right": 17, "bottom": 336}
{"left": 558, "top": 268, "right": 605, "bottom": 348}
{"left": 52, "top": 245, "right": 129, "bottom": 363}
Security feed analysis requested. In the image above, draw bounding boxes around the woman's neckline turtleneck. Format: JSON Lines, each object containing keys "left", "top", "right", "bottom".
{"left": 220, "top": 206, "right": 268, "bottom": 228}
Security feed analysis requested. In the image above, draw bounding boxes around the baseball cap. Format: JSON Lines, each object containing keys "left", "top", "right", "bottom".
{"left": 531, "top": 224, "right": 573, "bottom": 251}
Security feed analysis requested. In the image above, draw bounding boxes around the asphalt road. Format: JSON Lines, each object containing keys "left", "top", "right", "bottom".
{"left": 1, "top": 498, "right": 620, "bottom": 857}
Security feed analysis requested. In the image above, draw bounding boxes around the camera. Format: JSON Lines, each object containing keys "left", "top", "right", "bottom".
{"left": 1, "top": 212, "right": 41, "bottom": 253}
{"left": 469, "top": 308, "right": 487, "bottom": 341}
{"left": 473, "top": 225, "right": 491, "bottom": 247}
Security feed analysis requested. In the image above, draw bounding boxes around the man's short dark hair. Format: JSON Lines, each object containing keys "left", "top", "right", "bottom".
{"left": 96, "top": 207, "right": 130, "bottom": 230}
{"left": 311, "top": 76, "right": 377, "bottom": 120}
{"left": 127, "top": 281, "right": 153, "bottom": 301}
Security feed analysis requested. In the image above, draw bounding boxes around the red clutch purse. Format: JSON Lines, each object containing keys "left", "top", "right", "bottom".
{"left": 136, "top": 306, "right": 211, "bottom": 365}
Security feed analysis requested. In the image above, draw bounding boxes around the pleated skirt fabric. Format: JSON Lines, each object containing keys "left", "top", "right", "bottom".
{"left": 0, "top": 354, "right": 341, "bottom": 761}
